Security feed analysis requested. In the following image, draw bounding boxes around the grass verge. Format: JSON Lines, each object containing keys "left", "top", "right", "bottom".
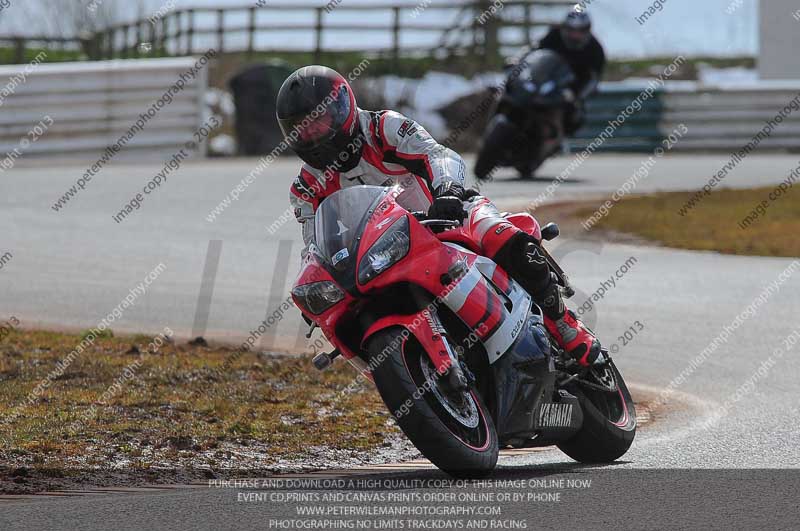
{"left": 0, "top": 327, "right": 658, "bottom": 494}
{"left": 577, "top": 186, "right": 800, "bottom": 257}
{"left": 0, "top": 329, "right": 406, "bottom": 494}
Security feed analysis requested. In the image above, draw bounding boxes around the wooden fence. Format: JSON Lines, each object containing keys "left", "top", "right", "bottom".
{"left": 1, "top": 1, "right": 574, "bottom": 67}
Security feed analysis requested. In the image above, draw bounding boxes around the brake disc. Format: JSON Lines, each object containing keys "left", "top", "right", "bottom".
{"left": 419, "top": 356, "right": 480, "bottom": 428}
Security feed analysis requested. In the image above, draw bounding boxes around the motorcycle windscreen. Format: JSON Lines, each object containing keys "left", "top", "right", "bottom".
{"left": 524, "top": 49, "right": 575, "bottom": 87}
{"left": 393, "top": 175, "right": 432, "bottom": 213}
{"left": 315, "top": 186, "right": 386, "bottom": 266}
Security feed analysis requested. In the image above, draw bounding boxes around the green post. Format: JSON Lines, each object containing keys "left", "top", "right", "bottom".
{"left": 13, "top": 37, "right": 25, "bottom": 64}
{"left": 160, "top": 16, "right": 168, "bottom": 56}
{"left": 148, "top": 19, "right": 156, "bottom": 56}
{"left": 135, "top": 21, "right": 143, "bottom": 57}
{"left": 524, "top": 3, "right": 532, "bottom": 47}
{"left": 392, "top": 7, "right": 401, "bottom": 71}
{"left": 247, "top": 7, "right": 256, "bottom": 59}
{"left": 217, "top": 9, "right": 225, "bottom": 55}
{"left": 122, "top": 25, "right": 130, "bottom": 58}
{"left": 174, "top": 13, "right": 182, "bottom": 56}
{"left": 106, "top": 28, "right": 115, "bottom": 59}
{"left": 187, "top": 9, "right": 195, "bottom": 55}
{"left": 314, "top": 8, "right": 323, "bottom": 64}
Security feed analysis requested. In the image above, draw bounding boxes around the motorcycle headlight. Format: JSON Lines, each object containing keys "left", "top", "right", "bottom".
{"left": 540, "top": 80, "right": 555, "bottom": 95}
{"left": 358, "top": 216, "right": 410, "bottom": 284}
{"left": 292, "top": 281, "right": 345, "bottom": 315}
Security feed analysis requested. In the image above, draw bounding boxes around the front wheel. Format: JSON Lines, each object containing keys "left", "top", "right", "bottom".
{"left": 557, "top": 361, "right": 636, "bottom": 463}
{"left": 475, "top": 114, "right": 518, "bottom": 181}
{"left": 367, "top": 328, "right": 498, "bottom": 478}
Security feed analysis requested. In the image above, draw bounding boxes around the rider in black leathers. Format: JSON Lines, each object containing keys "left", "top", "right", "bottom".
{"left": 512, "top": 6, "right": 606, "bottom": 135}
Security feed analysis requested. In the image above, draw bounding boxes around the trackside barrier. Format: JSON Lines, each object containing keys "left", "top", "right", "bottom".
{"left": 574, "top": 80, "right": 800, "bottom": 152}
{"left": 0, "top": 57, "right": 207, "bottom": 161}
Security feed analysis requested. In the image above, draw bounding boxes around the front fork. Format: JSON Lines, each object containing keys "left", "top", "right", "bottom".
{"left": 428, "top": 310, "right": 473, "bottom": 392}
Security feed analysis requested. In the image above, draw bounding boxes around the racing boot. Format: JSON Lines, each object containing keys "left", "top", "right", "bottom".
{"left": 543, "top": 307, "right": 605, "bottom": 367}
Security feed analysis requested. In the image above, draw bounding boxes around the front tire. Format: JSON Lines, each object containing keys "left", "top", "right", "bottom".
{"left": 475, "top": 115, "right": 517, "bottom": 181}
{"left": 367, "top": 328, "right": 498, "bottom": 478}
{"left": 557, "top": 361, "right": 636, "bottom": 463}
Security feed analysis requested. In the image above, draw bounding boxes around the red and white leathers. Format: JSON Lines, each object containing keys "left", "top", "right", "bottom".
{"left": 289, "top": 108, "right": 601, "bottom": 365}
{"left": 290, "top": 109, "right": 468, "bottom": 254}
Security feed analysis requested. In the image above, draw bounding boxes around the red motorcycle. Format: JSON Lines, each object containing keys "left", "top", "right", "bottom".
{"left": 291, "top": 183, "right": 636, "bottom": 477}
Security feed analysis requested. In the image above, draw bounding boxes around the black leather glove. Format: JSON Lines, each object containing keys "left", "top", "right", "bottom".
{"left": 428, "top": 182, "right": 467, "bottom": 221}
{"left": 435, "top": 181, "right": 466, "bottom": 199}
{"left": 428, "top": 196, "right": 465, "bottom": 222}
{"left": 462, "top": 187, "right": 481, "bottom": 200}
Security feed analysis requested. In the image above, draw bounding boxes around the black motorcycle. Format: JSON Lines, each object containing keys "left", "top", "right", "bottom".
{"left": 476, "top": 49, "right": 576, "bottom": 180}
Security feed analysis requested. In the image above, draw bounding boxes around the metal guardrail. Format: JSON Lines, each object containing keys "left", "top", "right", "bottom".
{"left": 0, "top": 57, "right": 207, "bottom": 160}
{"left": 575, "top": 80, "right": 800, "bottom": 152}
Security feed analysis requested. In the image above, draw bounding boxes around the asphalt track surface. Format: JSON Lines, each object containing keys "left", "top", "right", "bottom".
{"left": 2, "top": 153, "right": 800, "bottom": 528}
{"left": 2, "top": 152, "right": 798, "bottom": 349}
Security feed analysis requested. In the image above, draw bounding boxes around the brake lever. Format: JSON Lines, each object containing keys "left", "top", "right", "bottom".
{"left": 420, "top": 219, "right": 462, "bottom": 234}
{"left": 419, "top": 219, "right": 461, "bottom": 228}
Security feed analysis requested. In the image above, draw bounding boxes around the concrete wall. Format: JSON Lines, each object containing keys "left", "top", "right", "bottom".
{"left": 759, "top": 0, "right": 800, "bottom": 79}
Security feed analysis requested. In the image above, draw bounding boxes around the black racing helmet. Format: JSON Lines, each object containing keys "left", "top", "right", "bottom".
{"left": 276, "top": 65, "right": 363, "bottom": 172}
{"left": 561, "top": 5, "right": 592, "bottom": 51}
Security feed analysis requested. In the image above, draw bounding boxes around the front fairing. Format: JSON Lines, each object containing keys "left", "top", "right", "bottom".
{"left": 292, "top": 251, "right": 359, "bottom": 361}
{"left": 505, "top": 49, "right": 575, "bottom": 109}
{"left": 354, "top": 193, "right": 457, "bottom": 296}
{"left": 298, "top": 185, "right": 450, "bottom": 366}
{"left": 355, "top": 192, "right": 534, "bottom": 359}
{"left": 314, "top": 185, "right": 434, "bottom": 295}
{"left": 297, "top": 186, "right": 549, "bottom": 406}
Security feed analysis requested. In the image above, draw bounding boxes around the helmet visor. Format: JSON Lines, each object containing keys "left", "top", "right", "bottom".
{"left": 561, "top": 26, "right": 590, "bottom": 49}
{"left": 279, "top": 83, "right": 354, "bottom": 151}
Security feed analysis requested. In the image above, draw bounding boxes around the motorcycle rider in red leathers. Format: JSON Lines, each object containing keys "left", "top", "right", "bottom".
{"left": 278, "top": 66, "right": 604, "bottom": 366}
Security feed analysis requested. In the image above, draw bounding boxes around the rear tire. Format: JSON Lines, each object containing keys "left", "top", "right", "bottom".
{"left": 557, "top": 361, "right": 636, "bottom": 463}
{"left": 367, "top": 328, "right": 498, "bottom": 478}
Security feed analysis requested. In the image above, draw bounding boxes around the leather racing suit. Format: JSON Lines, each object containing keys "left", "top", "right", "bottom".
{"left": 290, "top": 108, "right": 601, "bottom": 365}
